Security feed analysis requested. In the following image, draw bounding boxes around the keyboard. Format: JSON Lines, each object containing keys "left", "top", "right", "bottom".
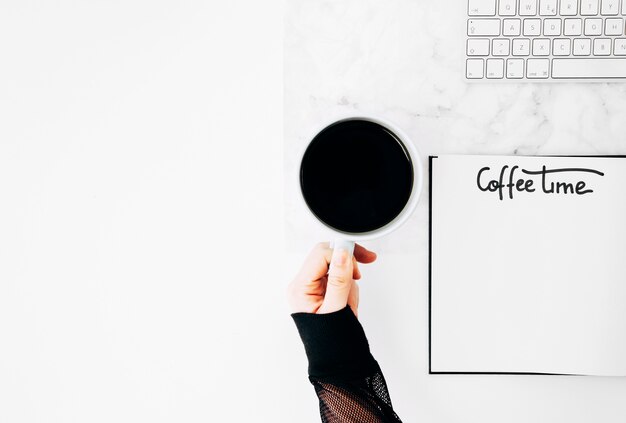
{"left": 466, "top": 0, "right": 626, "bottom": 81}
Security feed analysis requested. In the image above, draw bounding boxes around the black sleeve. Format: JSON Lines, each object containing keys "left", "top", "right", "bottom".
{"left": 291, "top": 306, "right": 403, "bottom": 423}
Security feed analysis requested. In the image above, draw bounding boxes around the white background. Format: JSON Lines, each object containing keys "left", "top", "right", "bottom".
{"left": 0, "top": 1, "right": 287, "bottom": 422}
{"left": 284, "top": 1, "right": 626, "bottom": 422}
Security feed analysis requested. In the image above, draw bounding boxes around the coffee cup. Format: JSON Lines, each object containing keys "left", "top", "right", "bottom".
{"left": 298, "top": 115, "right": 423, "bottom": 255}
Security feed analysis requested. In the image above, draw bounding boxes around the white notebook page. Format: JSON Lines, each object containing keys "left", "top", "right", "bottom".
{"left": 430, "top": 155, "right": 626, "bottom": 375}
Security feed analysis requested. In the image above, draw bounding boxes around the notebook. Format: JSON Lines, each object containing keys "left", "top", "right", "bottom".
{"left": 429, "top": 155, "right": 626, "bottom": 376}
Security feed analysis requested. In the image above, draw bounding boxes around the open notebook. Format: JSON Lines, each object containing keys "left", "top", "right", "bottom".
{"left": 429, "top": 155, "right": 626, "bottom": 376}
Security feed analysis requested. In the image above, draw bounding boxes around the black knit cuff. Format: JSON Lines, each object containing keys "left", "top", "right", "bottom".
{"left": 291, "top": 306, "right": 380, "bottom": 380}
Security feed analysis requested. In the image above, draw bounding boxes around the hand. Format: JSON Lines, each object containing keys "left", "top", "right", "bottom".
{"left": 287, "top": 242, "right": 377, "bottom": 317}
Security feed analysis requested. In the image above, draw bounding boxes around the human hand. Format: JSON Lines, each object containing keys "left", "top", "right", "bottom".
{"left": 287, "top": 242, "right": 377, "bottom": 317}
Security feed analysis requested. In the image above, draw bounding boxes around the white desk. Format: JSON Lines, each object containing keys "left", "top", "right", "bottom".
{"left": 284, "top": 1, "right": 626, "bottom": 422}
{"left": 0, "top": 2, "right": 286, "bottom": 422}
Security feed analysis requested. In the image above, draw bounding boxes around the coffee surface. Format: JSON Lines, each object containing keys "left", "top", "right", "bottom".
{"left": 300, "top": 119, "right": 413, "bottom": 234}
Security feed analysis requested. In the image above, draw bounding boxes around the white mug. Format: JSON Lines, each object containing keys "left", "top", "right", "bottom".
{"left": 297, "top": 114, "right": 423, "bottom": 256}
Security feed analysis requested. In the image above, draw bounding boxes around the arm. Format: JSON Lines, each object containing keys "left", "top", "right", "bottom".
{"left": 292, "top": 306, "right": 402, "bottom": 423}
{"left": 288, "top": 243, "right": 403, "bottom": 423}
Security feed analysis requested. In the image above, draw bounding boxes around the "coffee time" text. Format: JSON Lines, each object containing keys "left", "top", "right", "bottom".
{"left": 476, "top": 165, "right": 605, "bottom": 201}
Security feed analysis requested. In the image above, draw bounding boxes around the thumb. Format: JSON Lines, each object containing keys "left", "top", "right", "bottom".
{"left": 317, "top": 247, "right": 353, "bottom": 314}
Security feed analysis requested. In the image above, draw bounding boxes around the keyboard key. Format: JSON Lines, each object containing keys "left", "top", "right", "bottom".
{"left": 594, "top": 38, "right": 612, "bottom": 54}
{"left": 573, "top": 38, "right": 592, "bottom": 55}
{"left": 553, "top": 38, "right": 572, "bottom": 55}
{"left": 503, "top": 19, "right": 522, "bottom": 35}
{"left": 615, "top": 38, "right": 626, "bottom": 55}
{"left": 507, "top": 58, "right": 525, "bottom": 78}
{"left": 469, "top": 0, "right": 497, "bottom": 15}
{"left": 492, "top": 38, "right": 511, "bottom": 55}
{"left": 605, "top": 18, "right": 624, "bottom": 35}
{"left": 512, "top": 38, "right": 531, "bottom": 55}
{"left": 564, "top": 18, "right": 583, "bottom": 35}
{"left": 468, "top": 19, "right": 501, "bottom": 35}
{"left": 552, "top": 58, "right": 626, "bottom": 78}
{"left": 524, "top": 18, "right": 542, "bottom": 35}
{"left": 585, "top": 18, "right": 603, "bottom": 34}
{"left": 544, "top": 18, "right": 562, "bottom": 35}
{"left": 601, "top": 0, "right": 620, "bottom": 15}
{"left": 466, "top": 58, "right": 485, "bottom": 78}
{"left": 520, "top": 0, "right": 538, "bottom": 15}
{"left": 527, "top": 58, "right": 550, "bottom": 77}
{"left": 560, "top": 0, "right": 580, "bottom": 16}
{"left": 486, "top": 58, "right": 505, "bottom": 78}
{"left": 467, "top": 38, "right": 491, "bottom": 55}
{"left": 499, "top": 0, "right": 518, "bottom": 16}
{"left": 623, "top": 0, "right": 626, "bottom": 15}
{"left": 533, "top": 38, "right": 551, "bottom": 55}
{"left": 581, "top": 0, "right": 600, "bottom": 15}
{"left": 540, "top": 0, "right": 558, "bottom": 15}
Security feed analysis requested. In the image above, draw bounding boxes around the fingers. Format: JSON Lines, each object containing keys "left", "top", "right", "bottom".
{"left": 289, "top": 242, "right": 376, "bottom": 316}
{"left": 347, "top": 280, "right": 359, "bottom": 318}
{"left": 354, "top": 244, "right": 377, "bottom": 264}
{"left": 294, "top": 242, "right": 331, "bottom": 283}
{"left": 317, "top": 247, "right": 353, "bottom": 314}
{"left": 296, "top": 242, "right": 375, "bottom": 281}
{"left": 352, "top": 257, "right": 361, "bottom": 280}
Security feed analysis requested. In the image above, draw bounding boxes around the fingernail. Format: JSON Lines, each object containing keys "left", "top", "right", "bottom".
{"left": 333, "top": 248, "right": 348, "bottom": 266}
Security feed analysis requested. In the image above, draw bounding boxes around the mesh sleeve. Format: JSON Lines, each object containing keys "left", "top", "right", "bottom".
{"left": 292, "top": 306, "right": 403, "bottom": 423}
{"left": 311, "top": 369, "right": 402, "bottom": 422}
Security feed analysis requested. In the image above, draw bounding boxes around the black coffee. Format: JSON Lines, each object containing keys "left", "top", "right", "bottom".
{"left": 300, "top": 119, "right": 414, "bottom": 234}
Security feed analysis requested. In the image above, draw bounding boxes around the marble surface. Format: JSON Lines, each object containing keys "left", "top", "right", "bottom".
{"left": 284, "top": 1, "right": 626, "bottom": 422}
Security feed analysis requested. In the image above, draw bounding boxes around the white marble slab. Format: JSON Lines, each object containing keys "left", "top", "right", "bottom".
{"left": 284, "top": 1, "right": 626, "bottom": 422}
{"left": 285, "top": 0, "right": 626, "bottom": 251}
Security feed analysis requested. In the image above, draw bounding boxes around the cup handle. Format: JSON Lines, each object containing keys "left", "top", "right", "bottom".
{"left": 330, "top": 239, "right": 355, "bottom": 258}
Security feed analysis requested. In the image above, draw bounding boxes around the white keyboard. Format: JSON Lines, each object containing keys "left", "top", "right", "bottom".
{"left": 466, "top": 0, "right": 626, "bottom": 81}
